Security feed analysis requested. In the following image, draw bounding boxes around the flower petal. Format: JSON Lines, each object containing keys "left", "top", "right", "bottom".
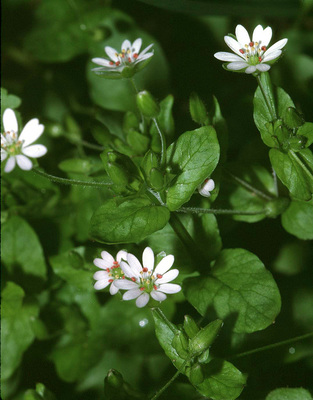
{"left": 94, "top": 279, "right": 111, "bottom": 290}
{"left": 139, "top": 43, "right": 154, "bottom": 56}
{"left": 91, "top": 57, "right": 112, "bottom": 67}
{"left": 256, "top": 64, "right": 271, "bottom": 72}
{"left": 16, "top": 154, "right": 33, "bottom": 170}
{"left": 261, "top": 27, "right": 273, "bottom": 47}
{"left": 121, "top": 40, "right": 131, "bottom": 51}
{"left": 4, "top": 156, "right": 16, "bottom": 173}
{"left": 19, "top": 119, "right": 44, "bottom": 147}
{"left": 1, "top": 149, "right": 8, "bottom": 161}
{"left": 132, "top": 38, "right": 142, "bottom": 54}
{"left": 136, "top": 293, "right": 150, "bottom": 308}
{"left": 151, "top": 291, "right": 167, "bottom": 302}
{"left": 156, "top": 269, "right": 179, "bottom": 284}
{"left": 93, "top": 271, "right": 108, "bottom": 280}
{"left": 3, "top": 108, "right": 18, "bottom": 133}
{"left": 154, "top": 254, "right": 174, "bottom": 275}
{"left": 120, "top": 261, "right": 137, "bottom": 279}
{"left": 252, "top": 25, "right": 264, "bottom": 43}
{"left": 158, "top": 283, "right": 181, "bottom": 294}
{"left": 110, "top": 282, "right": 119, "bottom": 295}
{"left": 235, "top": 25, "right": 251, "bottom": 47}
{"left": 244, "top": 65, "right": 257, "bottom": 74}
{"left": 227, "top": 61, "right": 248, "bottom": 71}
{"left": 136, "top": 52, "right": 154, "bottom": 62}
{"left": 143, "top": 247, "right": 154, "bottom": 271}
{"left": 116, "top": 250, "right": 128, "bottom": 263}
{"left": 214, "top": 52, "right": 244, "bottom": 62}
{"left": 22, "top": 144, "right": 47, "bottom": 158}
{"left": 224, "top": 36, "right": 242, "bottom": 56}
{"left": 100, "top": 251, "right": 115, "bottom": 266}
{"left": 94, "top": 257, "right": 109, "bottom": 269}
{"left": 265, "top": 38, "right": 288, "bottom": 55}
{"left": 127, "top": 253, "right": 143, "bottom": 274}
{"left": 262, "top": 50, "right": 282, "bottom": 62}
{"left": 105, "top": 46, "right": 119, "bottom": 61}
{"left": 114, "top": 280, "right": 139, "bottom": 290}
{"left": 123, "top": 288, "right": 142, "bottom": 300}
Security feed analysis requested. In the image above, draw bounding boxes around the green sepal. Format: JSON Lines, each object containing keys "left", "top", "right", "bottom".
{"left": 123, "top": 111, "right": 140, "bottom": 134}
{"left": 189, "top": 363, "right": 204, "bottom": 385}
{"left": 183, "top": 315, "right": 200, "bottom": 339}
{"left": 149, "top": 168, "right": 165, "bottom": 190}
{"left": 136, "top": 90, "right": 160, "bottom": 118}
{"left": 172, "top": 330, "right": 189, "bottom": 359}
{"left": 282, "top": 106, "right": 305, "bottom": 129}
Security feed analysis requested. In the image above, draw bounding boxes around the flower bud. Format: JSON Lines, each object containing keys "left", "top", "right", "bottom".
{"left": 136, "top": 91, "right": 160, "bottom": 118}
{"left": 198, "top": 348, "right": 211, "bottom": 364}
{"left": 189, "top": 319, "right": 223, "bottom": 357}
{"left": 183, "top": 315, "right": 200, "bottom": 339}
{"left": 105, "top": 369, "right": 124, "bottom": 388}
{"left": 265, "top": 197, "right": 290, "bottom": 218}
{"left": 172, "top": 330, "right": 189, "bottom": 359}
{"left": 123, "top": 112, "right": 139, "bottom": 134}
{"left": 189, "top": 363, "right": 204, "bottom": 385}
{"left": 283, "top": 107, "right": 304, "bottom": 129}
{"left": 189, "top": 92, "right": 208, "bottom": 125}
{"left": 198, "top": 178, "right": 215, "bottom": 197}
{"left": 149, "top": 168, "right": 164, "bottom": 190}
{"left": 141, "top": 150, "right": 159, "bottom": 178}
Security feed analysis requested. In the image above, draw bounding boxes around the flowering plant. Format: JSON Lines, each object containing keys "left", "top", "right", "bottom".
{"left": 2, "top": 3, "right": 313, "bottom": 400}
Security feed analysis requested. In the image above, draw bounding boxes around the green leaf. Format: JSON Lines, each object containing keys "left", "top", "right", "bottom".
{"left": 282, "top": 199, "right": 313, "bottom": 240}
{"left": 24, "top": 383, "right": 57, "bottom": 400}
{"left": 269, "top": 148, "right": 313, "bottom": 201}
{"left": 195, "top": 359, "right": 246, "bottom": 400}
{"left": 1, "top": 216, "right": 47, "bottom": 279}
{"left": 166, "top": 126, "right": 220, "bottom": 211}
{"left": 2, "top": 282, "right": 39, "bottom": 380}
{"left": 254, "top": 81, "right": 295, "bottom": 147}
{"left": 298, "top": 122, "right": 313, "bottom": 147}
{"left": 152, "top": 308, "right": 189, "bottom": 372}
{"left": 184, "top": 248, "right": 281, "bottom": 333}
{"left": 89, "top": 196, "right": 170, "bottom": 244}
{"left": 266, "top": 387, "right": 313, "bottom": 400}
{"left": 1, "top": 88, "right": 21, "bottom": 114}
{"left": 50, "top": 249, "right": 94, "bottom": 291}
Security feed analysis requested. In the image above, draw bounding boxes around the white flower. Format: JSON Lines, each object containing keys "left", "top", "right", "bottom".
{"left": 93, "top": 250, "right": 128, "bottom": 295}
{"left": 1, "top": 108, "right": 47, "bottom": 173}
{"left": 92, "top": 38, "right": 154, "bottom": 74}
{"left": 115, "top": 247, "right": 181, "bottom": 308}
{"left": 198, "top": 178, "right": 215, "bottom": 197}
{"left": 214, "top": 24, "right": 288, "bottom": 74}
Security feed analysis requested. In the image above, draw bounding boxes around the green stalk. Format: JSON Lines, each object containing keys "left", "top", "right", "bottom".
{"left": 33, "top": 168, "right": 113, "bottom": 188}
{"left": 256, "top": 73, "right": 277, "bottom": 120}
{"left": 153, "top": 118, "right": 166, "bottom": 168}
{"left": 177, "top": 206, "right": 267, "bottom": 216}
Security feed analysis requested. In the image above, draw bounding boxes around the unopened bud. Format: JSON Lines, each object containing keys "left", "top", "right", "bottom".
{"left": 136, "top": 91, "right": 160, "bottom": 118}
{"left": 189, "top": 92, "right": 208, "bottom": 125}
{"left": 198, "top": 178, "right": 215, "bottom": 197}
{"left": 123, "top": 112, "right": 139, "bottom": 134}
{"left": 189, "top": 363, "right": 204, "bottom": 385}
{"left": 189, "top": 319, "right": 223, "bottom": 357}
{"left": 149, "top": 168, "right": 164, "bottom": 190}
{"left": 183, "top": 315, "right": 200, "bottom": 339}
{"left": 105, "top": 369, "right": 124, "bottom": 388}
{"left": 172, "top": 330, "right": 189, "bottom": 359}
{"left": 283, "top": 107, "right": 304, "bottom": 129}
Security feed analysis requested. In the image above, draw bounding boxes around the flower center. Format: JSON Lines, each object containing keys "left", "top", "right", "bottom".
{"left": 138, "top": 270, "right": 162, "bottom": 293}
{"left": 109, "top": 46, "right": 139, "bottom": 68}
{"left": 239, "top": 41, "right": 267, "bottom": 65}
{"left": 1, "top": 131, "right": 23, "bottom": 156}
{"left": 106, "top": 261, "right": 125, "bottom": 281}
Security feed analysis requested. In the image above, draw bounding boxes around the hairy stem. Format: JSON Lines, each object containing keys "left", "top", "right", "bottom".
{"left": 177, "top": 206, "right": 267, "bottom": 216}
{"left": 153, "top": 118, "right": 166, "bottom": 168}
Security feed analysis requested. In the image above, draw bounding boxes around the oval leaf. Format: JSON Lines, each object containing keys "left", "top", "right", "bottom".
{"left": 282, "top": 199, "right": 313, "bottom": 240}
{"left": 184, "top": 248, "right": 281, "bottom": 333}
{"left": 89, "top": 196, "right": 170, "bottom": 244}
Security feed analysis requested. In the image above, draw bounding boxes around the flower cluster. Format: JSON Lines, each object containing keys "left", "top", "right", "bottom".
{"left": 214, "top": 24, "right": 288, "bottom": 74}
{"left": 1, "top": 108, "right": 47, "bottom": 173}
{"left": 92, "top": 38, "right": 154, "bottom": 75}
{"left": 93, "top": 247, "right": 181, "bottom": 308}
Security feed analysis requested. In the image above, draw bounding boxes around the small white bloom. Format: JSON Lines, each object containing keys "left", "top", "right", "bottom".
{"left": 91, "top": 38, "right": 154, "bottom": 74}
{"left": 198, "top": 178, "right": 215, "bottom": 197}
{"left": 214, "top": 24, "right": 288, "bottom": 74}
{"left": 115, "top": 247, "right": 181, "bottom": 308}
{"left": 93, "top": 250, "right": 128, "bottom": 295}
{"left": 1, "top": 108, "right": 47, "bottom": 173}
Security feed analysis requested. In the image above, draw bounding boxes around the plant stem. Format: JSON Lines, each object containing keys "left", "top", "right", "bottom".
{"left": 153, "top": 118, "right": 166, "bottom": 168}
{"left": 150, "top": 369, "right": 181, "bottom": 400}
{"left": 67, "top": 137, "right": 104, "bottom": 151}
{"left": 229, "top": 331, "right": 313, "bottom": 360}
{"left": 256, "top": 74, "right": 277, "bottom": 120}
{"left": 224, "top": 169, "right": 273, "bottom": 201}
{"left": 272, "top": 167, "right": 279, "bottom": 197}
{"left": 289, "top": 150, "right": 313, "bottom": 184}
{"left": 177, "top": 206, "right": 267, "bottom": 216}
{"left": 130, "top": 77, "right": 139, "bottom": 93}
{"left": 32, "top": 168, "right": 113, "bottom": 188}
{"left": 169, "top": 213, "right": 206, "bottom": 264}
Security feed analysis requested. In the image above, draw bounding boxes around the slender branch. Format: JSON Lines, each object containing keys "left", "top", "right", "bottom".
{"left": 32, "top": 168, "right": 113, "bottom": 188}
{"left": 229, "top": 331, "right": 313, "bottom": 360}
{"left": 224, "top": 170, "right": 273, "bottom": 201}
{"left": 177, "top": 206, "right": 267, "bottom": 216}
{"left": 272, "top": 167, "right": 279, "bottom": 197}
{"left": 256, "top": 74, "right": 277, "bottom": 120}
{"left": 153, "top": 118, "right": 166, "bottom": 168}
{"left": 150, "top": 369, "right": 181, "bottom": 400}
{"left": 67, "top": 137, "right": 104, "bottom": 151}
{"left": 130, "top": 77, "right": 139, "bottom": 93}
{"left": 289, "top": 150, "right": 313, "bottom": 183}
